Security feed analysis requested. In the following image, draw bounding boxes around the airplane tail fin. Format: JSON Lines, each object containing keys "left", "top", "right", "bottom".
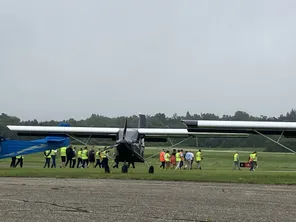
{"left": 138, "top": 114, "right": 147, "bottom": 128}
{"left": 0, "top": 122, "right": 71, "bottom": 159}
{"left": 0, "top": 136, "right": 69, "bottom": 159}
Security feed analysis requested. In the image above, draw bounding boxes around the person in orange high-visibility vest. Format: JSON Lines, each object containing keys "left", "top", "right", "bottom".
{"left": 159, "top": 149, "right": 165, "bottom": 169}
{"left": 170, "top": 149, "right": 176, "bottom": 169}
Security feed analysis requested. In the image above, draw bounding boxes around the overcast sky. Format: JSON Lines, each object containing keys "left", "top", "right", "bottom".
{"left": 1, "top": 0, "right": 296, "bottom": 121}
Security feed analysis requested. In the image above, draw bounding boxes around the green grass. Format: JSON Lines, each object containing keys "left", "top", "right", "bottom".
{"left": 0, "top": 147, "right": 295, "bottom": 185}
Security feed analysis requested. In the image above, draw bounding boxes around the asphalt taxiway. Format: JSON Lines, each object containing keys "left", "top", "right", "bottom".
{"left": 0, "top": 178, "right": 295, "bottom": 222}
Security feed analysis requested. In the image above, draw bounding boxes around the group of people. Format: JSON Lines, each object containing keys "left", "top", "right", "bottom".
{"left": 10, "top": 146, "right": 259, "bottom": 172}
{"left": 159, "top": 149, "right": 203, "bottom": 170}
{"left": 158, "top": 149, "right": 258, "bottom": 172}
{"left": 43, "top": 146, "right": 110, "bottom": 169}
{"left": 233, "top": 151, "right": 258, "bottom": 171}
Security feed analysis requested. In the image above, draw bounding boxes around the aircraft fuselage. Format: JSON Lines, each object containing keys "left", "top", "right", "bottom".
{"left": 115, "top": 141, "right": 144, "bottom": 163}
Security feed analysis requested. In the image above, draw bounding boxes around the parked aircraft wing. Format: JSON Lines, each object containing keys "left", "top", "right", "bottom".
{"left": 181, "top": 120, "right": 296, "bottom": 137}
{"left": 7, "top": 125, "right": 119, "bottom": 139}
{"left": 137, "top": 128, "right": 249, "bottom": 138}
{"left": 7, "top": 125, "right": 249, "bottom": 138}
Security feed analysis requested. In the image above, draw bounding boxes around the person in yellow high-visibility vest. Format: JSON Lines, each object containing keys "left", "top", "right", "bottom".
{"left": 165, "top": 151, "right": 170, "bottom": 169}
{"left": 95, "top": 150, "right": 101, "bottom": 168}
{"left": 253, "top": 151, "right": 258, "bottom": 169}
{"left": 81, "top": 147, "right": 88, "bottom": 168}
{"left": 76, "top": 148, "right": 82, "bottom": 168}
{"left": 101, "top": 148, "right": 108, "bottom": 169}
{"left": 180, "top": 149, "right": 184, "bottom": 168}
{"left": 249, "top": 152, "right": 255, "bottom": 171}
{"left": 233, "top": 152, "right": 240, "bottom": 170}
{"left": 175, "top": 150, "right": 182, "bottom": 170}
{"left": 51, "top": 149, "right": 57, "bottom": 168}
{"left": 59, "top": 146, "right": 67, "bottom": 168}
{"left": 15, "top": 155, "right": 24, "bottom": 168}
{"left": 195, "top": 149, "right": 202, "bottom": 170}
{"left": 43, "top": 149, "right": 52, "bottom": 168}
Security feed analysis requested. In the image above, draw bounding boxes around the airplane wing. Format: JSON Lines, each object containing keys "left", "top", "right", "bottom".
{"left": 181, "top": 120, "right": 296, "bottom": 137}
{"left": 7, "top": 125, "right": 120, "bottom": 139}
{"left": 137, "top": 128, "right": 249, "bottom": 138}
{"left": 7, "top": 125, "right": 249, "bottom": 140}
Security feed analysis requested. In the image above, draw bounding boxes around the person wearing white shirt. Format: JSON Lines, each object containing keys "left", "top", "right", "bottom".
{"left": 185, "top": 151, "right": 194, "bottom": 170}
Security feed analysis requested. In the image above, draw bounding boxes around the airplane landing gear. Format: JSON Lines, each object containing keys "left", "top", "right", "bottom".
{"left": 122, "top": 163, "right": 128, "bottom": 173}
{"left": 148, "top": 165, "right": 154, "bottom": 174}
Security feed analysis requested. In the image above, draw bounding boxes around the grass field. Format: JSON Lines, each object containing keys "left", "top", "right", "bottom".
{"left": 0, "top": 147, "right": 295, "bottom": 185}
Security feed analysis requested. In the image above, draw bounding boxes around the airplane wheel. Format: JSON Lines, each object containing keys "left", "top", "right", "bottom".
{"left": 122, "top": 164, "right": 128, "bottom": 173}
{"left": 105, "top": 165, "right": 110, "bottom": 173}
{"left": 148, "top": 165, "right": 154, "bottom": 174}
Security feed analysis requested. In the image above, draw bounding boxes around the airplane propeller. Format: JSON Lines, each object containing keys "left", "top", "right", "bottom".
{"left": 122, "top": 118, "right": 128, "bottom": 140}
{"left": 103, "top": 118, "right": 129, "bottom": 151}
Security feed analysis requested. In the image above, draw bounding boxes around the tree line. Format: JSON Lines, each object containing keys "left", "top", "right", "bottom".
{"left": 1, "top": 110, "right": 296, "bottom": 152}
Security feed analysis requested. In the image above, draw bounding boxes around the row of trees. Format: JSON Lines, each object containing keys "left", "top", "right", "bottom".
{"left": 1, "top": 110, "right": 296, "bottom": 152}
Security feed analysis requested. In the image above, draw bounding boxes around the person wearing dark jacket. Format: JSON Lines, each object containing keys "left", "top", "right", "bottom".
{"left": 88, "top": 148, "right": 95, "bottom": 167}
{"left": 10, "top": 156, "right": 16, "bottom": 167}
{"left": 71, "top": 147, "right": 76, "bottom": 168}
{"left": 65, "top": 146, "right": 73, "bottom": 168}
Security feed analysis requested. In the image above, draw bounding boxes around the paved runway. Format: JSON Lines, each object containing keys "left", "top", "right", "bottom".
{"left": 0, "top": 178, "right": 295, "bottom": 222}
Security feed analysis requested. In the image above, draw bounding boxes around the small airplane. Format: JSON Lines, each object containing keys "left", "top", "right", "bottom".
{"left": 6, "top": 114, "right": 248, "bottom": 169}
{"left": 6, "top": 115, "right": 296, "bottom": 171}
